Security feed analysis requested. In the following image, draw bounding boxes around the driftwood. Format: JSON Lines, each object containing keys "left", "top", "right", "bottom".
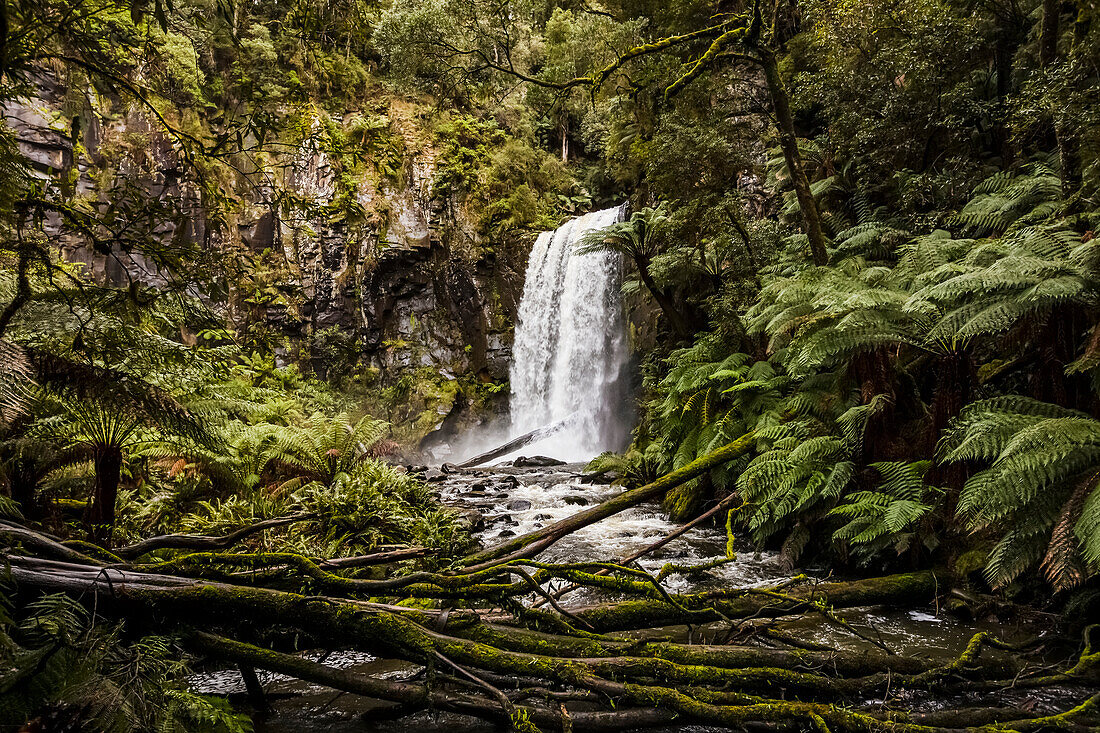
{"left": 457, "top": 414, "right": 577, "bottom": 468}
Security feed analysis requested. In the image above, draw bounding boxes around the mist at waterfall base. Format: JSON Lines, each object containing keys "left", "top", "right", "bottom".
{"left": 458, "top": 206, "right": 634, "bottom": 465}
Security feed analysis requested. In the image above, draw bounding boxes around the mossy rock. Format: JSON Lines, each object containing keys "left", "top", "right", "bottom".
{"left": 663, "top": 479, "right": 705, "bottom": 522}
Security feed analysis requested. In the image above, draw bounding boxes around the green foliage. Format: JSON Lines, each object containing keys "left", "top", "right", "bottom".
{"left": 0, "top": 593, "right": 252, "bottom": 732}
{"left": 433, "top": 114, "right": 579, "bottom": 237}
{"left": 941, "top": 397, "right": 1100, "bottom": 591}
{"left": 645, "top": 156, "right": 1100, "bottom": 582}
{"left": 829, "top": 461, "right": 942, "bottom": 564}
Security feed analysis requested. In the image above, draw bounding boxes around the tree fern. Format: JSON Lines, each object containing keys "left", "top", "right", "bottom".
{"left": 941, "top": 397, "right": 1100, "bottom": 589}
{"left": 829, "top": 461, "right": 941, "bottom": 564}
{"left": 950, "top": 164, "right": 1063, "bottom": 236}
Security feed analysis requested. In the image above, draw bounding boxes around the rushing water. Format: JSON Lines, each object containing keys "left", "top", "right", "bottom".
{"left": 508, "top": 206, "right": 632, "bottom": 460}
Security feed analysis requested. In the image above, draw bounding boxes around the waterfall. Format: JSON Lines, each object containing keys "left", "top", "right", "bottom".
{"left": 509, "top": 205, "right": 632, "bottom": 461}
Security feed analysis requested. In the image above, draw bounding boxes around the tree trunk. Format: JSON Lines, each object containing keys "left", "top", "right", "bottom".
{"left": 758, "top": 49, "right": 829, "bottom": 266}
{"left": 635, "top": 255, "right": 696, "bottom": 341}
{"left": 87, "top": 446, "right": 123, "bottom": 544}
{"left": 0, "top": 244, "right": 31, "bottom": 339}
{"left": 1040, "top": 0, "right": 1060, "bottom": 67}
{"left": 992, "top": 27, "right": 1018, "bottom": 165}
{"left": 9, "top": 457, "right": 37, "bottom": 517}
{"left": 1058, "top": 124, "right": 1082, "bottom": 196}
{"left": 570, "top": 570, "right": 940, "bottom": 632}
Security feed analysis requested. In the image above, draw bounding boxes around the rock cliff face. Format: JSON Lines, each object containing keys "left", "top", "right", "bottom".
{"left": 9, "top": 77, "right": 527, "bottom": 389}
{"left": 281, "top": 128, "right": 523, "bottom": 382}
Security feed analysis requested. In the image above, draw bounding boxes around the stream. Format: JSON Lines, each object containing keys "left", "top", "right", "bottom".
{"left": 190, "top": 461, "right": 1072, "bottom": 732}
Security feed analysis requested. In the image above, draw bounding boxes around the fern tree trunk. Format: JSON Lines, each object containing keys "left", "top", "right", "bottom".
{"left": 992, "top": 24, "right": 1021, "bottom": 165}
{"left": 758, "top": 48, "right": 829, "bottom": 267}
{"left": 87, "top": 446, "right": 122, "bottom": 544}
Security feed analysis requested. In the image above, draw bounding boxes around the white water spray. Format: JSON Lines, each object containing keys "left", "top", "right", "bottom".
{"left": 508, "top": 205, "right": 632, "bottom": 461}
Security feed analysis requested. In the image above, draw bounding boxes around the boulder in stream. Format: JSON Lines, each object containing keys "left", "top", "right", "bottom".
{"left": 513, "top": 455, "right": 566, "bottom": 468}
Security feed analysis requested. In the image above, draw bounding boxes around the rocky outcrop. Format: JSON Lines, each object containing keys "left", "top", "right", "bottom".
{"left": 8, "top": 75, "right": 527, "bottom": 386}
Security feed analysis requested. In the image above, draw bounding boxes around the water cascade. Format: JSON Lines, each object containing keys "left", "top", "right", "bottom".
{"left": 508, "top": 205, "right": 632, "bottom": 461}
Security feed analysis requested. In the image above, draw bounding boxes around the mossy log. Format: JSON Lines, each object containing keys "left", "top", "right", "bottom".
{"left": 570, "top": 570, "right": 942, "bottom": 632}
{"left": 4, "top": 564, "right": 1020, "bottom": 698}
{"left": 186, "top": 631, "right": 678, "bottom": 731}
{"left": 11, "top": 561, "right": 1096, "bottom": 732}
{"left": 0, "top": 520, "right": 104, "bottom": 565}
{"left": 114, "top": 513, "right": 316, "bottom": 559}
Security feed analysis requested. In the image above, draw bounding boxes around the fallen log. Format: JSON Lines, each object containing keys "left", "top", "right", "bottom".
{"left": 187, "top": 631, "right": 680, "bottom": 731}
{"left": 4, "top": 562, "right": 956, "bottom": 697}
{"left": 456, "top": 414, "right": 577, "bottom": 469}
{"left": 8, "top": 555, "right": 956, "bottom": 678}
{"left": 569, "top": 570, "right": 941, "bottom": 632}
{"left": 115, "top": 513, "right": 315, "bottom": 559}
{"left": 318, "top": 546, "right": 432, "bottom": 569}
{"left": 0, "top": 521, "right": 104, "bottom": 565}
{"left": 14, "top": 561, "right": 1095, "bottom": 733}
{"left": 460, "top": 431, "right": 756, "bottom": 570}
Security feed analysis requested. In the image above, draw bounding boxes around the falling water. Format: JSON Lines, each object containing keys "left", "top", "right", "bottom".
{"left": 509, "top": 205, "right": 632, "bottom": 461}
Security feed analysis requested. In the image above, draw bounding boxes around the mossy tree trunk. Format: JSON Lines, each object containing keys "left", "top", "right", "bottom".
{"left": 758, "top": 48, "right": 829, "bottom": 267}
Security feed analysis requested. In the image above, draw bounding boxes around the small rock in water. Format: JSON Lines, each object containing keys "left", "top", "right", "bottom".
{"left": 513, "top": 455, "right": 566, "bottom": 468}
{"left": 507, "top": 499, "right": 532, "bottom": 511}
{"left": 445, "top": 506, "right": 484, "bottom": 531}
{"left": 534, "top": 513, "right": 552, "bottom": 521}
{"left": 471, "top": 482, "right": 488, "bottom": 491}
{"left": 498, "top": 476, "right": 520, "bottom": 488}
{"left": 423, "top": 468, "right": 446, "bottom": 482}
{"left": 441, "top": 462, "right": 461, "bottom": 474}
{"left": 562, "top": 495, "right": 588, "bottom": 506}
{"left": 498, "top": 529, "right": 516, "bottom": 538}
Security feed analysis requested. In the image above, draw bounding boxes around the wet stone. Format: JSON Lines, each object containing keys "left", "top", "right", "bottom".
{"left": 563, "top": 495, "right": 588, "bottom": 506}
{"left": 513, "top": 455, "right": 566, "bottom": 468}
{"left": 507, "top": 499, "right": 532, "bottom": 511}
